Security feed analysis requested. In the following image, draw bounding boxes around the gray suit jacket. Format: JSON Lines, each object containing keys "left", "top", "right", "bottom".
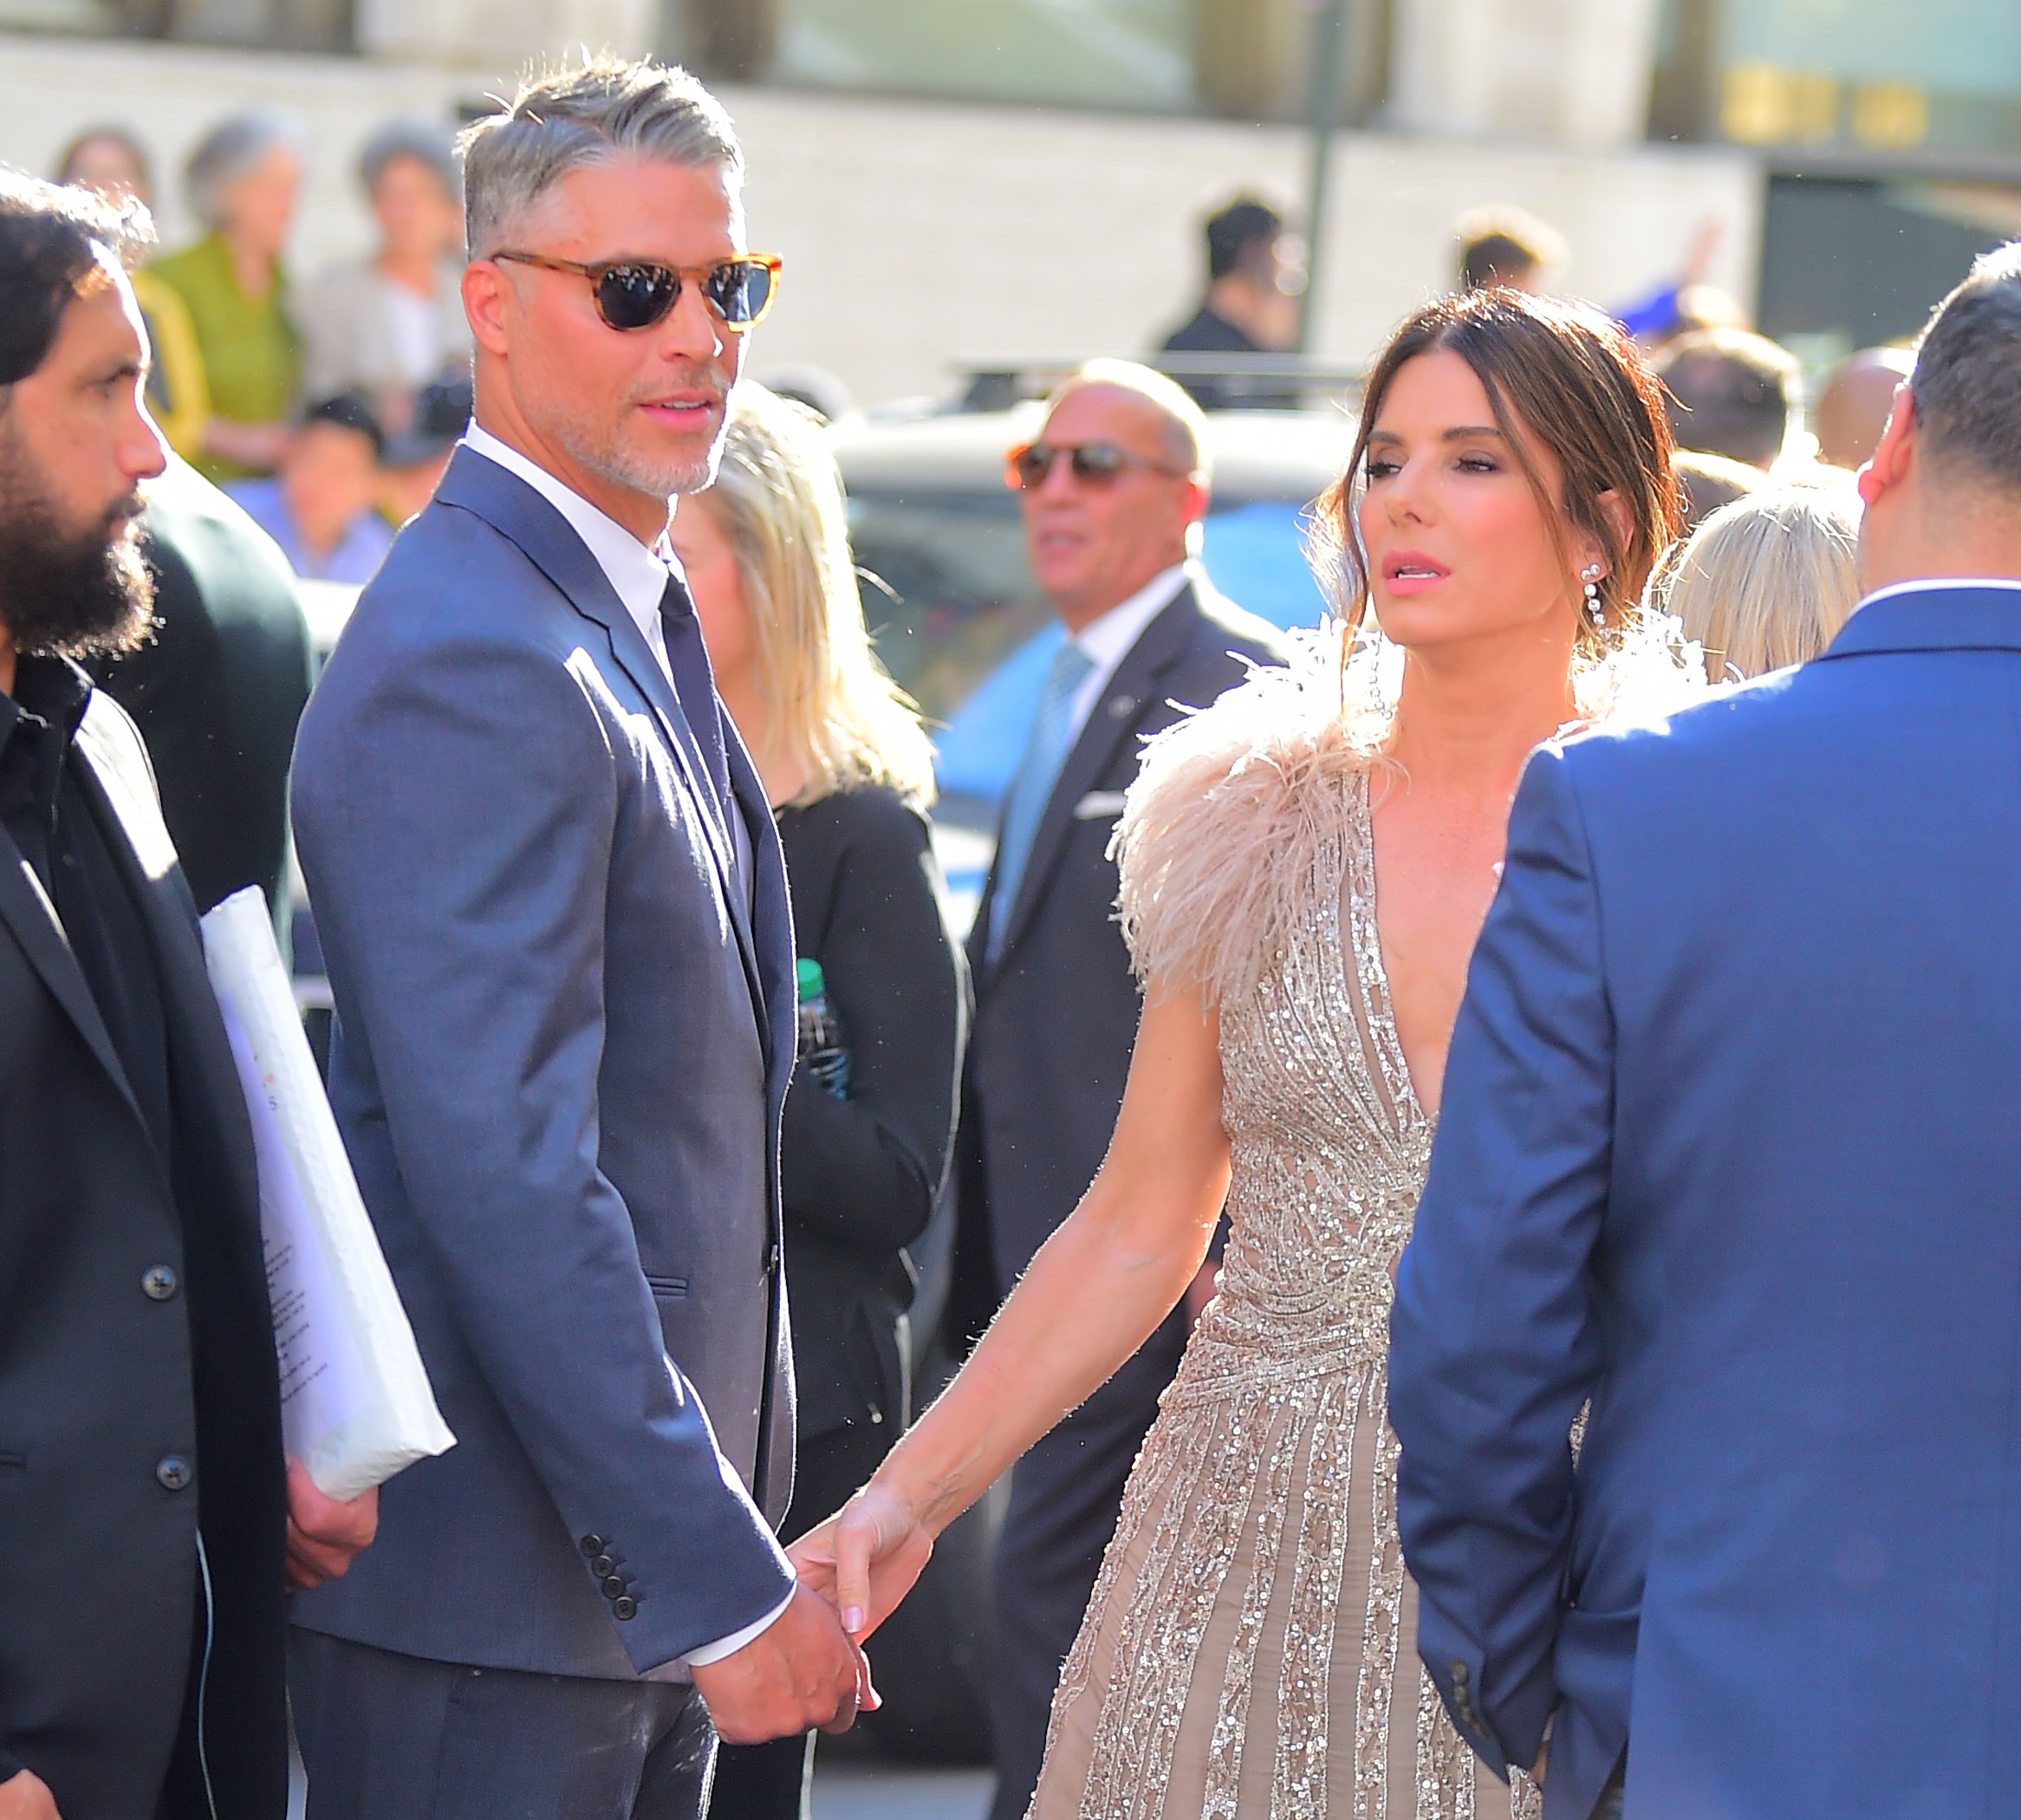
{"left": 289, "top": 445, "right": 796, "bottom": 1680}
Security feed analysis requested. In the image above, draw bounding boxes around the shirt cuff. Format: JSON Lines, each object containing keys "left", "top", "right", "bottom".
{"left": 681, "top": 1587, "right": 795, "bottom": 1666}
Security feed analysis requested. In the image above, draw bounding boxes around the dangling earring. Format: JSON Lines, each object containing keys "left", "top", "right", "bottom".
{"left": 1581, "top": 564, "right": 1605, "bottom": 625}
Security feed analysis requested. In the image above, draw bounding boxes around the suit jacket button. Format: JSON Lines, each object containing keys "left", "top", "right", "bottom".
{"left": 602, "top": 1576, "right": 627, "bottom": 1599}
{"left": 591, "top": 1554, "right": 616, "bottom": 1577}
{"left": 580, "top": 1535, "right": 605, "bottom": 1558}
{"left": 156, "top": 1455, "right": 192, "bottom": 1491}
{"left": 611, "top": 1596, "right": 637, "bottom": 1621}
{"left": 142, "top": 1265, "right": 179, "bottom": 1301}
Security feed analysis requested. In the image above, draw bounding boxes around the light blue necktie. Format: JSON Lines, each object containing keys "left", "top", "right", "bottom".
{"left": 989, "top": 639, "right": 1095, "bottom": 960}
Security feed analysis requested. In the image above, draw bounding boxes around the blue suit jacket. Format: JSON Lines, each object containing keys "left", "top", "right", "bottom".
{"left": 1390, "top": 583, "right": 2021, "bottom": 1819}
{"left": 289, "top": 447, "right": 797, "bottom": 1679}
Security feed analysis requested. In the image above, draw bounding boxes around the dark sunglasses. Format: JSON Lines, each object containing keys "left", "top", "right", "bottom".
{"left": 491, "top": 250, "right": 783, "bottom": 332}
{"left": 1004, "top": 440, "right": 1192, "bottom": 491}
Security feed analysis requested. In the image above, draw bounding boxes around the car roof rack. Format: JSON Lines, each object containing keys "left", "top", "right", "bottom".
{"left": 952, "top": 354, "right": 1366, "bottom": 413}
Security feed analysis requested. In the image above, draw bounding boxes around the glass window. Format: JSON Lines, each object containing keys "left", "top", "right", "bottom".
{"left": 1712, "top": 0, "right": 2021, "bottom": 156}
{"left": 0, "top": 0, "right": 348, "bottom": 47}
{"left": 0, "top": 0, "right": 119, "bottom": 32}
{"left": 773, "top": 0, "right": 1196, "bottom": 110}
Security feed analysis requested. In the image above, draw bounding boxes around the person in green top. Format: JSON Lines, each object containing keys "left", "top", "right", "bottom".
{"left": 148, "top": 111, "right": 303, "bottom": 484}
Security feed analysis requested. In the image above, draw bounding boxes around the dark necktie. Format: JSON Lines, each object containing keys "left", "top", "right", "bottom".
{"left": 658, "top": 573, "right": 732, "bottom": 809}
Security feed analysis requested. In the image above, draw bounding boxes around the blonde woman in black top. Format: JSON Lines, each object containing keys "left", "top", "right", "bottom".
{"left": 677, "top": 383, "right": 966, "bottom": 1820}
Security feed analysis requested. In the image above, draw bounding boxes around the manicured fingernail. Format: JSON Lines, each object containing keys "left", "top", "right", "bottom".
{"left": 843, "top": 1607, "right": 864, "bottom": 1633}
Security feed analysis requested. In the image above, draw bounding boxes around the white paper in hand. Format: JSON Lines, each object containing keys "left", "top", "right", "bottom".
{"left": 201, "top": 887, "right": 455, "bottom": 1499}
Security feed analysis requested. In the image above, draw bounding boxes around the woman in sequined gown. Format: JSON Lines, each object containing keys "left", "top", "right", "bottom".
{"left": 793, "top": 290, "right": 1694, "bottom": 1818}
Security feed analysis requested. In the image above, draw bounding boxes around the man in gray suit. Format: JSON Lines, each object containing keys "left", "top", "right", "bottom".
{"left": 959, "top": 361, "right": 1288, "bottom": 1820}
{"left": 288, "top": 60, "right": 866, "bottom": 1819}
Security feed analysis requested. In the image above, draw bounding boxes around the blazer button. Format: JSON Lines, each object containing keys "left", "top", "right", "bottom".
{"left": 142, "top": 1265, "right": 179, "bottom": 1302}
{"left": 156, "top": 1455, "right": 192, "bottom": 1492}
{"left": 590, "top": 1554, "right": 616, "bottom": 1577}
{"left": 611, "top": 1596, "right": 638, "bottom": 1621}
{"left": 601, "top": 1576, "right": 627, "bottom": 1600}
{"left": 580, "top": 1535, "right": 605, "bottom": 1558}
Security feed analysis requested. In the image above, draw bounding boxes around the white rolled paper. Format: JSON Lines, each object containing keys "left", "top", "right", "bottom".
{"left": 201, "top": 887, "right": 455, "bottom": 1501}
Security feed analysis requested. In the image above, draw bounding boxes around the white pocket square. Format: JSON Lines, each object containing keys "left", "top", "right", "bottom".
{"left": 1073, "top": 791, "right": 1129, "bottom": 821}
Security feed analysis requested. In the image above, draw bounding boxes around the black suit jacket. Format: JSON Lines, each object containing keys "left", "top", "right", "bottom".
{"left": 0, "top": 685, "right": 286, "bottom": 1818}
{"left": 957, "top": 578, "right": 1290, "bottom": 1321}
{"left": 776, "top": 787, "right": 966, "bottom": 1442}
{"left": 91, "top": 456, "right": 314, "bottom": 916}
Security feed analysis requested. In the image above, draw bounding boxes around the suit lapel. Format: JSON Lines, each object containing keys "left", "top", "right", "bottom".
{"left": 987, "top": 586, "right": 1201, "bottom": 973}
{"left": 0, "top": 822, "right": 144, "bottom": 1127}
{"left": 436, "top": 448, "right": 774, "bottom": 1037}
{"left": 435, "top": 450, "right": 742, "bottom": 893}
{"left": 73, "top": 699, "right": 255, "bottom": 1189}
{"left": 723, "top": 719, "right": 790, "bottom": 1076}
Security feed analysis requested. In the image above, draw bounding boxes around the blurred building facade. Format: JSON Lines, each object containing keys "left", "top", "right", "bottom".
{"left": 0, "top": 0, "right": 2013, "bottom": 406}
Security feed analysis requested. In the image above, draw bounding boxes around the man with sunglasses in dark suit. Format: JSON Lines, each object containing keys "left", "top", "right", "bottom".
{"left": 288, "top": 59, "right": 867, "bottom": 1820}
{"left": 959, "top": 359, "right": 1287, "bottom": 1820}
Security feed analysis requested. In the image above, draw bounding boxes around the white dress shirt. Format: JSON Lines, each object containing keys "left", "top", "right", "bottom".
{"left": 459, "top": 424, "right": 788, "bottom": 1669}
{"left": 463, "top": 425, "right": 682, "bottom": 687}
{"left": 1062, "top": 560, "right": 1196, "bottom": 741}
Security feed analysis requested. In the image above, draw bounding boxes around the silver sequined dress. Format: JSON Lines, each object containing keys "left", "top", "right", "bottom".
{"left": 1028, "top": 644, "right": 1538, "bottom": 1820}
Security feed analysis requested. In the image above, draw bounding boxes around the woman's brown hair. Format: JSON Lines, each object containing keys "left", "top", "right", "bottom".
{"left": 1313, "top": 287, "right": 1682, "bottom": 655}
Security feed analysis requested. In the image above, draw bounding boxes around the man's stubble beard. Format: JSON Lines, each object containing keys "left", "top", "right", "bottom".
{"left": 0, "top": 421, "right": 155, "bottom": 661}
{"left": 550, "top": 381, "right": 728, "bottom": 506}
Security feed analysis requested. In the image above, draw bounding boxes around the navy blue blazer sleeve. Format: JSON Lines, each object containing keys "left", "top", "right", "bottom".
{"left": 1387, "top": 742, "right": 1614, "bottom": 1775}
{"left": 292, "top": 628, "right": 793, "bottom": 1671}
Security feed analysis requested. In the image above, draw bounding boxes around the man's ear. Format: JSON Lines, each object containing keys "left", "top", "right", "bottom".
{"left": 1181, "top": 474, "right": 1211, "bottom": 527}
{"left": 1857, "top": 383, "right": 1916, "bottom": 509}
{"left": 462, "top": 259, "right": 511, "bottom": 358}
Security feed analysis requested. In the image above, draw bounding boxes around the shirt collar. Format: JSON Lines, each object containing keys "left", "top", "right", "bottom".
{"left": 462, "top": 423, "right": 682, "bottom": 644}
{"left": 1855, "top": 575, "right": 2021, "bottom": 613}
{"left": 1069, "top": 561, "right": 1193, "bottom": 670}
{"left": 0, "top": 655, "right": 94, "bottom": 746}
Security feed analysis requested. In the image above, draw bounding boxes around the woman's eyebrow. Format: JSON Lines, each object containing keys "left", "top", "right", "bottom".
{"left": 1364, "top": 424, "right": 1508, "bottom": 445}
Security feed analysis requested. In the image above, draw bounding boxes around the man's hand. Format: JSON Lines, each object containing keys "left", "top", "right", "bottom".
{"left": 789, "top": 1482, "right": 934, "bottom": 1642}
{"left": 0, "top": 1768, "right": 60, "bottom": 1819}
{"left": 285, "top": 1459, "right": 380, "bottom": 1590}
{"left": 689, "top": 1582, "right": 874, "bottom": 1745}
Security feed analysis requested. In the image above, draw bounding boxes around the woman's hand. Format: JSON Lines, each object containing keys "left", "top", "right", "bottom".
{"left": 789, "top": 1480, "right": 935, "bottom": 1641}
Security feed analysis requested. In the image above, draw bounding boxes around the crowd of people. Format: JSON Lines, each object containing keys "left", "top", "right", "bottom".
{"left": 2, "top": 44, "right": 2020, "bottom": 1820}
{"left": 54, "top": 113, "right": 471, "bottom": 581}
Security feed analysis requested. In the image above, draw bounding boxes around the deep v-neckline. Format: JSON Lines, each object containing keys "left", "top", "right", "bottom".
{"left": 1337, "top": 767, "right": 1432, "bottom": 1134}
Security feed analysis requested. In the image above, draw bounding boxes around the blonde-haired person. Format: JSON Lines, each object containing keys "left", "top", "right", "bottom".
{"left": 1657, "top": 485, "right": 1862, "bottom": 681}
{"left": 679, "top": 383, "right": 966, "bottom": 1820}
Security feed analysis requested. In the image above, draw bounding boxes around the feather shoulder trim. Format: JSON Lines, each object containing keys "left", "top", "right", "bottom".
{"left": 1109, "top": 606, "right": 1711, "bottom": 1007}
{"left": 1112, "top": 622, "right": 1367, "bottom": 1008}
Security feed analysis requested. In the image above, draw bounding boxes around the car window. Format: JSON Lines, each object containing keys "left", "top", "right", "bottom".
{"left": 851, "top": 492, "right": 1330, "bottom": 805}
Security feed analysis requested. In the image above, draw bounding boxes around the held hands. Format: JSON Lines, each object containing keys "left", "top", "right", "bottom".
{"left": 285, "top": 1459, "right": 380, "bottom": 1591}
{"left": 689, "top": 1582, "right": 877, "bottom": 1745}
{"left": 788, "top": 1479, "right": 936, "bottom": 1642}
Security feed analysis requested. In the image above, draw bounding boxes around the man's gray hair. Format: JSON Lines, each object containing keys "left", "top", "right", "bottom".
{"left": 459, "top": 58, "right": 744, "bottom": 260}
{"left": 185, "top": 110, "right": 307, "bottom": 231}
{"left": 1910, "top": 239, "right": 2021, "bottom": 494}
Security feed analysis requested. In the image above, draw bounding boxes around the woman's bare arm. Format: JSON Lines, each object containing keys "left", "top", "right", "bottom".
{"left": 790, "top": 985, "right": 1230, "bottom": 1635}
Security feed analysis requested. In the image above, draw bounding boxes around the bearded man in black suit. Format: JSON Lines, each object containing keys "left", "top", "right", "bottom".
{"left": 960, "top": 360, "right": 1288, "bottom": 1820}
{"left": 0, "top": 170, "right": 374, "bottom": 1820}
